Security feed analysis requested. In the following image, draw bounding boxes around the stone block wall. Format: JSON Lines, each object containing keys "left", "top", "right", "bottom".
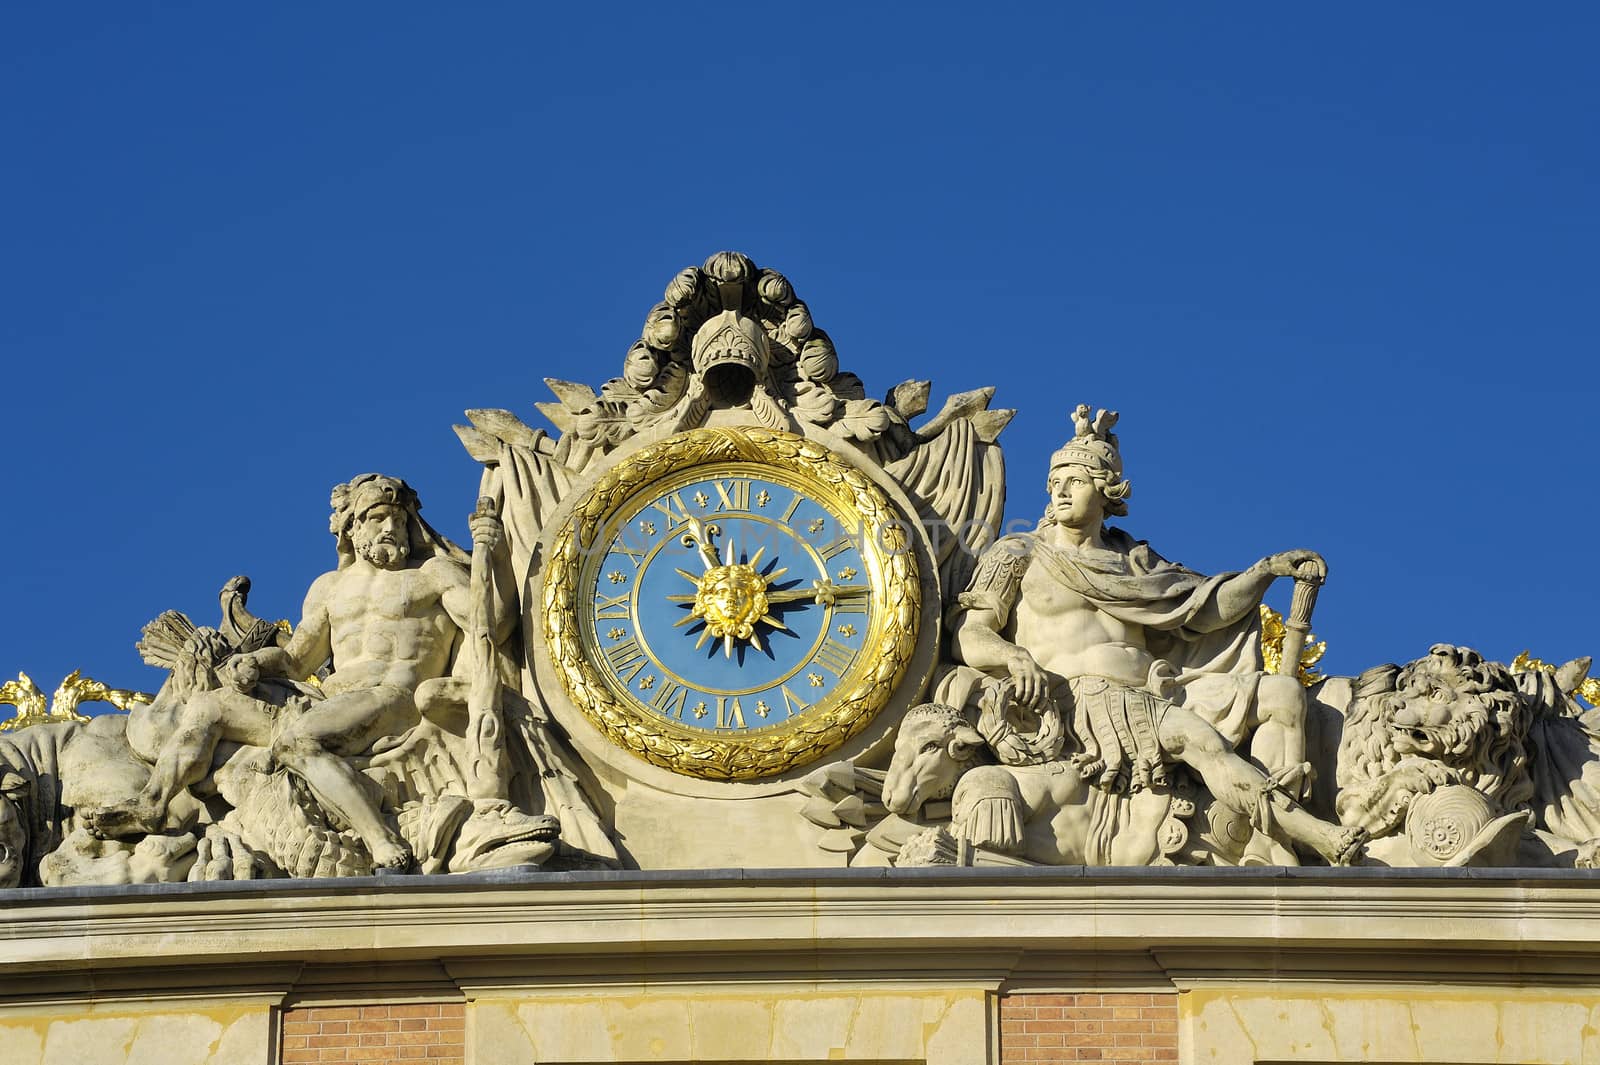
{"left": 1000, "top": 992, "right": 1178, "bottom": 1064}
{"left": 280, "top": 1004, "right": 465, "bottom": 1064}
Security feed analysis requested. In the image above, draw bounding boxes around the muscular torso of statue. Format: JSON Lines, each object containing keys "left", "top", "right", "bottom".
{"left": 1010, "top": 558, "right": 1154, "bottom": 688}
{"left": 942, "top": 419, "right": 1364, "bottom": 867}
{"left": 88, "top": 482, "right": 515, "bottom": 872}
{"left": 318, "top": 561, "right": 462, "bottom": 696}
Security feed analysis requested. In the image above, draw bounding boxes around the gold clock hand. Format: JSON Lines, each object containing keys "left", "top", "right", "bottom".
{"left": 764, "top": 580, "right": 869, "bottom": 607}
{"left": 676, "top": 513, "right": 723, "bottom": 571}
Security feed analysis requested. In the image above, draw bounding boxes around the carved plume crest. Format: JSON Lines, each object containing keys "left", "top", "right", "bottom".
{"left": 1051, "top": 403, "right": 1124, "bottom": 477}
{"left": 528, "top": 252, "right": 918, "bottom": 465}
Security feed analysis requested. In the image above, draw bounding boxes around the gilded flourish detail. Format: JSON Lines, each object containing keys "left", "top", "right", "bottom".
{"left": 1258, "top": 605, "right": 1326, "bottom": 686}
{"left": 541, "top": 427, "right": 921, "bottom": 780}
{"left": 1512, "top": 651, "right": 1600, "bottom": 708}
{"left": 0, "top": 670, "right": 153, "bottom": 732}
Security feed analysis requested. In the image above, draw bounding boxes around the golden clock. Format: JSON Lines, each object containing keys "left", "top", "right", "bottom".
{"left": 541, "top": 427, "right": 920, "bottom": 781}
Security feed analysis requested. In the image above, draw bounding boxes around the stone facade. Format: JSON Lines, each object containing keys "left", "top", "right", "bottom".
{"left": 2, "top": 867, "right": 1599, "bottom": 1063}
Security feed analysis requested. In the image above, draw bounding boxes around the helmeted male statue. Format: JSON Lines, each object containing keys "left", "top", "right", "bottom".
{"left": 942, "top": 406, "right": 1365, "bottom": 865}
{"left": 87, "top": 475, "right": 514, "bottom": 871}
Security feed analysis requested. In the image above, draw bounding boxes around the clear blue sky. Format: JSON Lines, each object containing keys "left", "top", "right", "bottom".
{"left": 4, "top": 4, "right": 1596, "bottom": 700}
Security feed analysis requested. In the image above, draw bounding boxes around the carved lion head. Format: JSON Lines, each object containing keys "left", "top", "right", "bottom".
{"left": 1339, "top": 644, "right": 1533, "bottom": 809}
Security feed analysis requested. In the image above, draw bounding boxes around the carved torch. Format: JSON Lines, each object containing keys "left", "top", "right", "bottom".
{"left": 1276, "top": 560, "right": 1325, "bottom": 679}
{"left": 466, "top": 496, "right": 511, "bottom": 799}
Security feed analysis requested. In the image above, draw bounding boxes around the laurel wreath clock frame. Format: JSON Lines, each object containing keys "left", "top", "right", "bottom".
{"left": 542, "top": 427, "right": 921, "bottom": 781}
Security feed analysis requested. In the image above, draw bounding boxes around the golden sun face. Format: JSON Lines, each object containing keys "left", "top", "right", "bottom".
{"left": 692, "top": 565, "right": 770, "bottom": 639}
{"left": 670, "top": 524, "right": 788, "bottom": 657}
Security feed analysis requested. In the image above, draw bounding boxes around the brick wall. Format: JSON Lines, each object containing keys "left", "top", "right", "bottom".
{"left": 280, "top": 1003, "right": 465, "bottom": 1064}
{"left": 1000, "top": 992, "right": 1178, "bottom": 1064}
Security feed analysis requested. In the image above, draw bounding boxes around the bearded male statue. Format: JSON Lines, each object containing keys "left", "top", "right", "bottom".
{"left": 86, "top": 475, "right": 514, "bottom": 871}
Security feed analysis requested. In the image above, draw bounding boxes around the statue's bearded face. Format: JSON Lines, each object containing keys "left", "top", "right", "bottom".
{"left": 352, "top": 504, "right": 411, "bottom": 570}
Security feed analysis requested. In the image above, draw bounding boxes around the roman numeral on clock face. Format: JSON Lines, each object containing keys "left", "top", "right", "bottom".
{"left": 649, "top": 492, "right": 690, "bottom": 527}
{"left": 650, "top": 680, "right": 689, "bottom": 719}
{"left": 716, "top": 696, "right": 748, "bottom": 730}
{"left": 812, "top": 638, "right": 855, "bottom": 677}
{"left": 611, "top": 541, "right": 647, "bottom": 567}
{"left": 594, "top": 590, "right": 630, "bottom": 619}
{"left": 780, "top": 685, "right": 810, "bottom": 718}
{"left": 833, "top": 595, "right": 868, "bottom": 615}
{"left": 711, "top": 479, "right": 751, "bottom": 512}
{"left": 604, "top": 638, "right": 648, "bottom": 682}
{"left": 817, "top": 535, "right": 852, "bottom": 561}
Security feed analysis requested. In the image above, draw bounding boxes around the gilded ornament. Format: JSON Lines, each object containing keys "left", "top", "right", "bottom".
{"left": 0, "top": 670, "right": 153, "bottom": 732}
{"left": 541, "top": 427, "right": 921, "bottom": 781}
{"left": 664, "top": 515, "right": 787, "bottom": 657}
{"left": 1511, "top": 650, "right": 1600, "bottom": 707}
{"left": 1258, "top": 605, "right": 1326, "bottom": 686}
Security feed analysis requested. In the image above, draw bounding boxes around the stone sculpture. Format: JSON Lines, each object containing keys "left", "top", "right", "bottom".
{"left": 86, "top": 474, "right": 508, "bottom": 869}
{"left": 0, "top": 475, "right": 596, "bottom": 886}
{"left": 0, "top": 713, "right": 167, "bottom": 886}
{"left": 3, "top": 250, "right": 1598, "bottom": 886}
{"left": 880, "top": 703, "right": 1205, "bottom": 866}
{"left": 927, "top": 406, "right": 1365, "bottom": 867}
{"left": 1330, "top": 644, "right": 1600, "bottom": 868}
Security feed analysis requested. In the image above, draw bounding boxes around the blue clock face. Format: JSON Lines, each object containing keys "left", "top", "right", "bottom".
{"left": 545, "top": 427, "right": 923, "bottom": 780}
{"left": 581, "top": 463, "right": 874, "bottom": 735}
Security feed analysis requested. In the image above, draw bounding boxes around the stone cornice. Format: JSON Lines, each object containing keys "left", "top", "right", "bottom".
{"left": 3, "top": 867, "right": 1598, "bottom": 988}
